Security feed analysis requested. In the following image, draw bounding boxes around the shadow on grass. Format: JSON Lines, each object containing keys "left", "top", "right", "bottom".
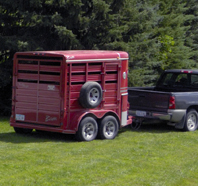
{"left": 0, "top": 130, "right": 77, "bottom": 144}
{"left": 137, "top": 123, "right": 180, "bottom": 133}
{"left": 0, "top": 119, "right": 181, "bottom": 144}
{"left": 119, "top": 121, "right": 181, "bottom": 135}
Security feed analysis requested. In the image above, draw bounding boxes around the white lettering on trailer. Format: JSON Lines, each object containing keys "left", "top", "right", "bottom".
{"left": 45, "top": 115, "right": 57, "bottom": 122}
{"left": 47, "top": 85, "right": 55, "bottom": 91}
{"left": 16, "top": 114, "right": 25, "bottom": 121}
{"left": 19, "top": 83, "right": 29, "bottom": 88}
{"left": 66, "top": 55, "right": 75, "bottom": 60}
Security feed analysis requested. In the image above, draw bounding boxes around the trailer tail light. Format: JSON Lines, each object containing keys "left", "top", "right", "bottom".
{"left": 169, "top": 96, "right": 175, "bottom": 109}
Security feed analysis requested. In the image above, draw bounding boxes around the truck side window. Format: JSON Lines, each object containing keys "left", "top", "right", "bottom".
{"left": 175, "top": 74, "right": 188, "bottom": 86}
{"left": 159, "top": 73, "right": 174, "bottom": 86}
{"left": 191, "top": 74, "right": 198, "bottom": 86}
{"left": 175, "top": 74, "right": 187, "bottom": 82}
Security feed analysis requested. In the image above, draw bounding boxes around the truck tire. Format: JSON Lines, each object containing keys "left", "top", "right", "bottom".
{"left": 76, "top": 117, "right": 98, "bottom": 141}
{"left": 14, "top": 127, "right": 33, "bottom": 134}
{"left": 98, "top": 116, "right": 119, "bottom": 139}
{"left": 184, "top": 109, "right": 198, "bottom": 131}
{"left": 79, "top": 82, "right": 102, "bottom": 108}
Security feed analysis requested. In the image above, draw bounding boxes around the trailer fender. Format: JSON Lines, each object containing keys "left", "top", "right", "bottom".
{"left": 71, "top": 110, "right": 120, "bottom": 131}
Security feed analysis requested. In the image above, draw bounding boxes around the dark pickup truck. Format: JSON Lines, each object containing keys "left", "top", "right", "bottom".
{"left": 128, "top": 69, "right": 198, "bottom": 131}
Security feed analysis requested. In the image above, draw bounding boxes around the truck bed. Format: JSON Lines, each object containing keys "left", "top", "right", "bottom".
{"left": 128, "top": 87, "right": 171, "bottom": 113}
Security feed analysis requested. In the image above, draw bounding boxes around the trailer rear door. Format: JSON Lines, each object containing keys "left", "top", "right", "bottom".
{"left": 14, "top": 56, "right": 63, "bottom": 126}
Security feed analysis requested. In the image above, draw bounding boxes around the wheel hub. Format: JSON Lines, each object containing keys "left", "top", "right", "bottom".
{"left": 105, "top": 121, "right": 115, "bottom": 137}
{"left": 89, "top": 88, "right": 99, "bottom": 104}
{"left": 187, "top": 114, "right": 196, "bottom": 130}
{"left": 83, "top": 123, "right": 94, "bottom": 139}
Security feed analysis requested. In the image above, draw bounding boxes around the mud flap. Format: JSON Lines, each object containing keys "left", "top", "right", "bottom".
{"left": 175, "top": 114, "right": 186, "bottom": 129}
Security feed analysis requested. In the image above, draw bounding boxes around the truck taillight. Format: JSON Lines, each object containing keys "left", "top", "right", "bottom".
{"left": 169, "top": 96, "right": 175, "bottom": 109}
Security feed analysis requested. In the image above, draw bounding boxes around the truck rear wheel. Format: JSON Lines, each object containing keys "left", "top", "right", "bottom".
{"left": 14, "top": 127, "right": 33, "bottom": 134}
{"left": 79, "top": 82, "right": 102, "bottom": 108}
{"left": 184, "top": 109, "right": 198, "bottom": 131}
{"left": 98, "top": 116, "right": 119, "bottom": 139}
{"left": 76, "top": 117, "right": 98, "bottom": 141}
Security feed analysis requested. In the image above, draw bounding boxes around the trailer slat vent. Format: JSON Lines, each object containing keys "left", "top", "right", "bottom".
{"left": 17, "top": 55, "right": 62, "bottom": 60}
{"left": 67, "top": 62, "right": 119, "bottom": 110}
{"left": 17, "top": 59, "right": 61, "bottom": 85}
{"left": 15, "top": 56, "right": 62, "bottom": 126}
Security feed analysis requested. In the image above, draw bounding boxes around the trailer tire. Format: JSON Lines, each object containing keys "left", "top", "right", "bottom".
{"left": 183, "top": 109, "right": 198, "bottom": 131}
{"left": 98, "top": 116, "right": 118, "bottom": 139}
{"left": 14, "top": 127, "right": 33, "bottom": 134}
{"left": 76, "top": 117, "right": 98, "bottom": 141}
{"left": 79, "top": 82, "right": 102, "bottom": 108}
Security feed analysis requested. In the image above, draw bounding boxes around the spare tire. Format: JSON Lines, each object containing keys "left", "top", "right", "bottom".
{"left": 79, "top": 81, "right": 103, "bottom": 108}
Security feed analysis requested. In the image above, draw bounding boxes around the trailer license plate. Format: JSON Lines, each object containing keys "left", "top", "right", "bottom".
{"left": 16, "top": 114, "right": 25, "bottom": 121}
{"left": 136, "top": 110, "right": 146, "bottom": 117}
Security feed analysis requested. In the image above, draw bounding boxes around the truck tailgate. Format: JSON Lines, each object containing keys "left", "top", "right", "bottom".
{"left": 128, "top": 87, "right": 171, "bottom": 113}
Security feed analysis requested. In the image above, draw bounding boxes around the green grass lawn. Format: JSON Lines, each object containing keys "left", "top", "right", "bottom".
{"left": 1, "top": 117, "right": 198, "bottom": 186}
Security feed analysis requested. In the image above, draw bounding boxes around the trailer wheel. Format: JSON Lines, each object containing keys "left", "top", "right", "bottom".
{"left": 98, "top": 116, "right": 119, "bottom": 139}
{"left": 79, "top": 82, "right": 102, "bottom": 108}
{"left": 14, "top": 127, "right": 33, "bottom": 134}
{"left": 184, "top": 109, "right": 198, "bottom": 131}
{"left": 76, "top": 117, "right": 98, "bottom": 141}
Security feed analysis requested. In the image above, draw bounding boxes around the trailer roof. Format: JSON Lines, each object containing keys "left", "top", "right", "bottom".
{"left": 15, "top": 50, "right": 129, "bottom": 62}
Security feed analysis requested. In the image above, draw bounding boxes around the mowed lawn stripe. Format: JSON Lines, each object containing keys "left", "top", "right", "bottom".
{"left": 0, "top": 117, "right": 198, "bottom": 185}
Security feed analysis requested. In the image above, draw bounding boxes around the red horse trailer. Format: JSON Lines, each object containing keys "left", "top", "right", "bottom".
{"left": 10, "top": 50, "right": 132, "bottom": 141}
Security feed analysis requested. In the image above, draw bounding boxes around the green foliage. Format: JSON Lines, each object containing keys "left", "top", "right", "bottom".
{"left": 158, "top": 35, "right": 175, "bottom": 70}
{"left": 0, "top": 0, "right": 198, "bottom": 114}
{"left": 156, "top": 0, "right": 195, "bottom": 70}
{"left": 185, "top": 0, "right": 198, "bottom": 65}
{"left": 125, "top": 1, "right": 162, "bottom": 86}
